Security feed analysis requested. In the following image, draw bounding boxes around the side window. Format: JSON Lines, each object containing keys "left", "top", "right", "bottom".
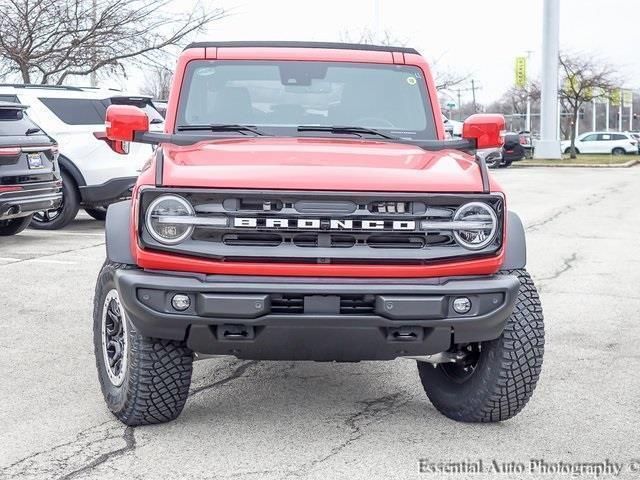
{"left": 581, "top": 134, "right": 597, "bottom": 141}
{"left": 597, "top": 134, "right": 612, "bottom": 141}
{"left": 40, "top": 98, "right": 107, "bottom": 125}
{"left": 611, "top": 134, "right": 627, "bottom": 141}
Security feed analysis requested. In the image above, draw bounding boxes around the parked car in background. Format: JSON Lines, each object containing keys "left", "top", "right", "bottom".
{"left": 442, "top": 114, "right": 463, "bottom": 137}
{"left": 502, "top": 132, "right": 526, "bottom": 164}
{"left": 0, "top": 101, "right": 62, "bottom": 236}
{"left": 476, "top": 148, "right": 503, "bottom": 168}
{"left": 626, "top": 132, "right": 640, "bottom": 153}
{"left": 0, "top": 85, "right": 164, "bottom": 229}
{"left": 560, "top": 131, "right": 638, "bottom": 155}
{"left": 477, "top": 132, "right": 526, "bottom": 169}
{"left": 518, "top": 131, "right": 534, "bottom": 158}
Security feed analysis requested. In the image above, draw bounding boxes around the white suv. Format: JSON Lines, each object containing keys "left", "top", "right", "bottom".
{"left": 0, "top": 85, "right": 163, "bottom": 229}
{"left": 561, "top": 131, "right": 638, "bottom": 155}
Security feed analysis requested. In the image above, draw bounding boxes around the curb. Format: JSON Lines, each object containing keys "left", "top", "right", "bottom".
{"left": 511, "top": 158, "right": 639, "bottom": 168}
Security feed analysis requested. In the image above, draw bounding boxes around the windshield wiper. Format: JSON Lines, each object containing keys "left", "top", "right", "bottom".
{"left": 25, "top": 127, "right": 42, "bottom": 135}
{"left": 297, "top": 125, "right": 397, "bottom": 140}
{"left": 176, "top": 124, "right": 267, "bottom": 136}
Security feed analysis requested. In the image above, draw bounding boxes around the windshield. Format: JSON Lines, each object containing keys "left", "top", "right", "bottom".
{"left": 177, "top": 60, "right": 437, "bottom": 139}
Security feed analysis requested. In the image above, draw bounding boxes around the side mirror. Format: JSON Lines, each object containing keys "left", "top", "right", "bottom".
{"left": 105, "top": 105, "right": 149, "bottom": 143}
{"left": 462, "top": 114, "right": 505, "bottom": 149}
{"left": 93, "top": 132, "right": 130, "bottom": 155}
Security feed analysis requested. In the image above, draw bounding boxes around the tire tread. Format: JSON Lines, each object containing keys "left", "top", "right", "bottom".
{"left": 418, "top": 269, "right": 544, "bottom": 422}
{"left": 93, "top": 261, "right": 193, "bottom": 426}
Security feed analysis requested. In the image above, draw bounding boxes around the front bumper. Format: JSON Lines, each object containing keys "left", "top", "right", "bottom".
{"left": 115, "top": 270, "right": 520, "bottom": 362}
{"left": 0, "top": 181, "right": 62, "bottom": 220}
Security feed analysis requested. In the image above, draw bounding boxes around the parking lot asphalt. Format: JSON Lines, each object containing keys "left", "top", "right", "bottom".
{"left": 1, "top": 167, "right": 639, "bottom": 480}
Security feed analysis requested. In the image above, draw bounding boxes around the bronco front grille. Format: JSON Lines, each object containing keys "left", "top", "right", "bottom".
{"left": 139, "top": 189, "right": 504, "bottom": 264}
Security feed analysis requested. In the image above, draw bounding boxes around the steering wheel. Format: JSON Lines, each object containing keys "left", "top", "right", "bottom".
{"left": 353, "top": 117, "right": 396, "bottom": 128}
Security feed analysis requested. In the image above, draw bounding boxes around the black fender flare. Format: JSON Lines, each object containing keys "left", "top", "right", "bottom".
{"left": 502, "top": 211, "right": 527, "bottom": 269}
{"left": 106, "top": 200, "right": 135, "bottom": 264}
{"left": 57, "top": 155, "right": 86, "bottom": 187}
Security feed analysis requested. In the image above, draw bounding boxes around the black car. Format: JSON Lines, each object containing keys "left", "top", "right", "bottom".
{"left": 501, "top": 132, "right": 526, "bottom": 164}
{"left": 0, "top": 102, "right": 62, "bottom": 236}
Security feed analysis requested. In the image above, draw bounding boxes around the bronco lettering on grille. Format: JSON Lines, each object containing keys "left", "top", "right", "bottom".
{"left": 233, "top": 217, "right": 416, "bottom": 231}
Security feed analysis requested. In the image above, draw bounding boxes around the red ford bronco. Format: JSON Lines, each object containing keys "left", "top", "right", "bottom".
{"left": 94, "top": 42, "right": 544, "bottom": 426}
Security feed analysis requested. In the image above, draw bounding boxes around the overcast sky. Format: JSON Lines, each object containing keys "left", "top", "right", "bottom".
{"left": 121, "top": 0, "right": 639, "bottom": 103}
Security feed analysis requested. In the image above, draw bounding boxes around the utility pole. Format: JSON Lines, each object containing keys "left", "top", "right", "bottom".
{"left": 471, "top": 79, "right": 477, "bottom": 113}
{"left": 535, "top": 0, "right": 562, "bottom": 159}
{"left": 592, "top": 98, "right": 596, "bottom": 131}
{"left": 605, "top": 99, "right": 610, "bottom": 131}
{"left": 453, "top": 81, "right": 481, "bottom": 121}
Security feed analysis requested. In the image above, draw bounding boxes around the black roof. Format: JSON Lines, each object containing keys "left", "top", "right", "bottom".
{"left": 0, "top": 101, "right": 28, "bottom": 109}
{"left": 184, "top": 41, "right": 419, "bottom": 55}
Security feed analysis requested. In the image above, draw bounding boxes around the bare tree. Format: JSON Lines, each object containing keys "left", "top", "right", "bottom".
{"left": 486, "top": 84, "right": 540, "bottom": 115}
{"left": 141, "top": 65, "right": 174, "bottom": 100}
{"left": 341, "top": 28, "right": 406, "bottom": 49}
{"left": 432, "top": 69, "right": 469, "bottom": 92}
{"left": 559, "top": 52, "right": 618, "bottom": 158}
{"left": 0, "top": 0, "right": 226, "bottom": 85}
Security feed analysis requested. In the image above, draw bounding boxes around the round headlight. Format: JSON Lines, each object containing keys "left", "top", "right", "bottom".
{"left": 146, "top": 195, "right": 194, "bottom": 244}
{"left": 453, "top": 202, "right": 498, "bottom": 250}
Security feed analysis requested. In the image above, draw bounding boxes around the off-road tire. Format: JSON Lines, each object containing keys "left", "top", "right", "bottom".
{"left": 0, "top": 214, "right": 33, "bottom": 236}
{"left": 30, "top": 170, "right": 80, "bottom": 230}
{"left": 417, "top": 269, "right": 544, "bottom": 422}
{"left": 85, "top": 207, "right": 107, "bottom": 221}
{"left": 93, "top": 261, "right": 193, "bottom": 426}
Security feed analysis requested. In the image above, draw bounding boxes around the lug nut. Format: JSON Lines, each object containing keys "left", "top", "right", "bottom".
{"left": 171, "top": 294, "right": 191, "bottom": 311}
{"left": 452, "top": 297, "right": 472, "bottom": 314}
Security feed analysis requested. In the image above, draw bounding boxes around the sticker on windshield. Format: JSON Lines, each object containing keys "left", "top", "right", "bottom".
{"left": 406, "top": 76, "right": 417, "bottom": 86}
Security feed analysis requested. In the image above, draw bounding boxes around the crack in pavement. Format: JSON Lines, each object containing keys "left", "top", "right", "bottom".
{"left": 0, "top": 242, "right": 105, "bottom": 267}
{"left": 525, "top": 183, "right": 626, "bottom": 233}
{"left": 537, "top": 253, "right": 577, "bottom": 292}
{"left": 526, "top": 204, "right": 575, "bottom": 232}
{"left": 287, "top": 392, "right": 410, "bottom": 478}
{"left": 0, "top": 422, "right": 136, "bottom": 480}
{"left": 58, "top": 427, "right": 136, "bottom": 480}
{"left": 189, "top": 360, "right": 258, "bottom": 397}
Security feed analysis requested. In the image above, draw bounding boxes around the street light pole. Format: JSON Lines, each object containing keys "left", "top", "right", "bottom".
{"left": 525, "top": 50, "right": 533, "bottom": 132}
{"left": 535, "top": 0, "right": 562, "bottom": 159}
